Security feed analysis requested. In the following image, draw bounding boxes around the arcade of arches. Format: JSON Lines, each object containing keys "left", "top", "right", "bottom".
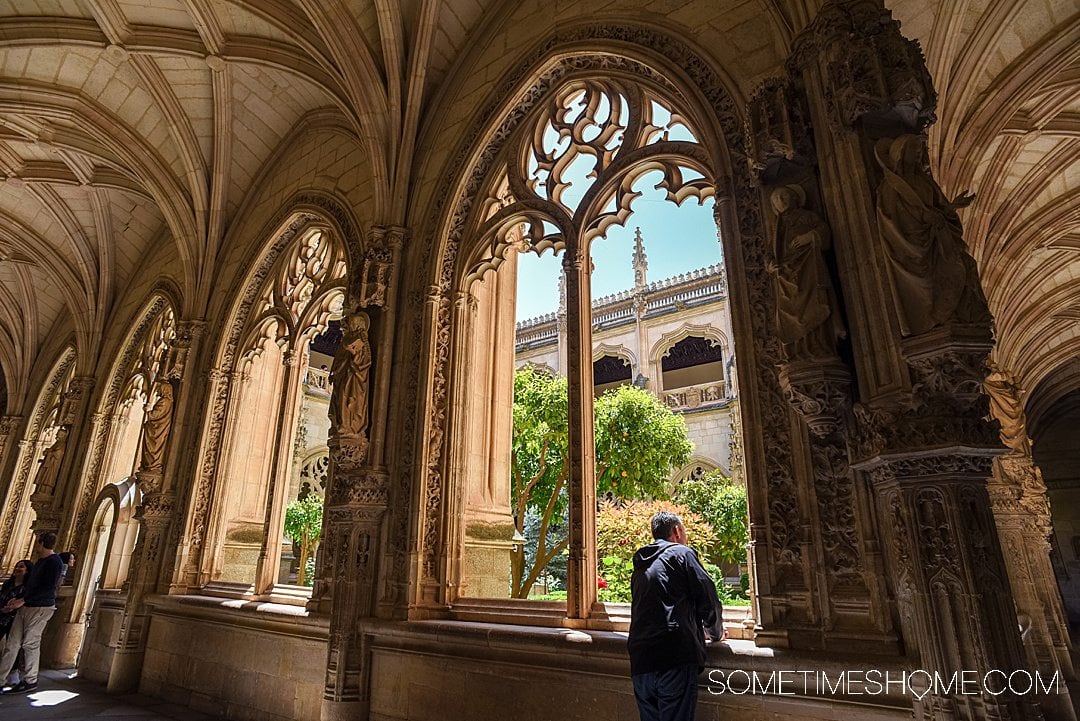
{"left": 0, "top": 1, "right": 1076, "bottom": 720}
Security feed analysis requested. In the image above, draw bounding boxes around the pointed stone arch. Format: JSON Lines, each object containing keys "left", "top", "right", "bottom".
{"left": 0, "top": 344, "right": 76, "bottom": 569}
{"left": 406, "top": 23, "right": 807, "bottom": 635}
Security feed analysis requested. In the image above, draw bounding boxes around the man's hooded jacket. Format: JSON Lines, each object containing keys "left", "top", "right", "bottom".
{"left": 627, "top": 539, "right": 724, "bottom": 676}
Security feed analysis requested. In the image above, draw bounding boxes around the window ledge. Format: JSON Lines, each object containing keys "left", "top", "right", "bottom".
{"left": 144, "top": 593, "right": 329, "bottom": 638}
{"left": 449, "top": 599, "right": 754, "bottom": 638}
{"left": 197, "top": 581, "right": 313, "bottom": 607}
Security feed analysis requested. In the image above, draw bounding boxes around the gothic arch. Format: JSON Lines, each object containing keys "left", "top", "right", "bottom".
{"left": 68, "top": 290, "right": 179, "bottom": 554}
{"left": 651, "top": 323, "right": 729, "bottom": 366}
{"left": 184, "top": 199, "right": 353, "bottom": 591}
{"left": 592, "top": 343, "right": 638, "bottom": 373}
{"left": 0, "top": 344, "right": 77, "bottom": 569}
{"left": 672, "top": 457, "right": 729, "bottom": 484}
{"left": 408, "top": 24, "right": 800, "bottom": 627}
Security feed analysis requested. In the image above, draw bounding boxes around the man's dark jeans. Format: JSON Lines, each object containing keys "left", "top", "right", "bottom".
{"left": 632, "top": 663, "right": 699, "bottom": 721}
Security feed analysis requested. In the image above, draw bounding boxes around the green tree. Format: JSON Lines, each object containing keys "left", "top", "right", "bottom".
{"left": 284, "top": 494, "right": 323, "bottom": 586}
{"left": 674, "top": 470, "right": 749, "bottom": 566}
{"left": 510, "top": 367, "right": 693, "bottom": 598}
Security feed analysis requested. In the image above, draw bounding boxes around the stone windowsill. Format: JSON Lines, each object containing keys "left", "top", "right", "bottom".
{"left": 142, "top": 594, "right": 913, "bottom": 712}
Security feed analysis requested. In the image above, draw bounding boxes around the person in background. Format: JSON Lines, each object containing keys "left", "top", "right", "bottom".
{"left": 56, "top": 552, "right": 75, "bottom": 589}
{"left": 627, "top": 511, "right": 723, "bottom": 721}
{"left": 0, "top": 532, "right": 64, "bottom": 694}
{"left": 0, "top": 559, "right": 33, "bottom": 689}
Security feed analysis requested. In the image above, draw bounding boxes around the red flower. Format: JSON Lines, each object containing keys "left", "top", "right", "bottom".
{"left": 618, "top": 538, "right": 629, "bottom": 547}
{"left": 597, "top": 576, "right": 609, "bottom": 589}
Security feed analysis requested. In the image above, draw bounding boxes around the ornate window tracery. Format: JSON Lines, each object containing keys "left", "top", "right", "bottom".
{"left": 208, "top": 226, "right": 345, "bottom": 596}
{"left": 450, "top": 73, "right": 735, "bottom": 617}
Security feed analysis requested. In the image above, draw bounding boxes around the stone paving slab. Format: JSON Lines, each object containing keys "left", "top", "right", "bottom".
{"left": 0, "top": 670, "right": 217, "bottom": 721}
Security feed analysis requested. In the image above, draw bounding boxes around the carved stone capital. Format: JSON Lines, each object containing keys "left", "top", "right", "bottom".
{"left": 867, "top": 452, "right": 995, "bottom": 486}
{"left": 0, "top": 415, "right": 22, "bottom": 436}
{"left": 328, "top": 467, "right": 389, "bottom": 507}
{"left": 136, "top": 491, "right": 175, "bottom": 523}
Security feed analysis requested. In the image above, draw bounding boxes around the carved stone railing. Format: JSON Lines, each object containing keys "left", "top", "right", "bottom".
{"left": 661, "top": 381, "right": 728, "bottom": 410}
{"left": 304, "top": 367, "right": 330, "bottom": 397}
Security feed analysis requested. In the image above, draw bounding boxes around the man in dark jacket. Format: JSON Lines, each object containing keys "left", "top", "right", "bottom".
{"left": 0, "top": 531, "right": 63, "bottom": 694}
{"left": 628, "top": 511, "right": 723, "bottom": 721}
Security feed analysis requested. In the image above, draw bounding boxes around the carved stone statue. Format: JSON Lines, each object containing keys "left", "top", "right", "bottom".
{"left": 139, "top": 380, "right": 175, "bottom": 473}
{"left": 767, "top": 184, "right": 845, "bottom": 358}
{"left": 875, "top": 134, "right": 990, "bottom": 337}
{"left": 35, "top": 425, "right": 70, "bottom": 495}
{"left": 329, "top": 313, "right": 373, "bottom": 442}
{"left": 983, "top": 362, "right": 1032, "bottom": 456}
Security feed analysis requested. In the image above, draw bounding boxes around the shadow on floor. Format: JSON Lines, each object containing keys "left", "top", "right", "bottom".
{"left": 0, "top": 669, "right": 217, "bottom": 721}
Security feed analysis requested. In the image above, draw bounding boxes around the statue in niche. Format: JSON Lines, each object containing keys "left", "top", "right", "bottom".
{"left": 35, "top": 425, "right": 70, "bottom": 495}
{"left": 875, "top": 134, "right": 990, "bottom": 337}
{"left": 767, "top": 184, "right": 846, "bottom": 358}
{"left": 139, "top": 380, "right": 175, "bottom": 474}
{"left": 983, "top": 362, "right": 1032, "bottom": 456}
{"left": 329, "top": 313, "right": 373, "bottom": 443}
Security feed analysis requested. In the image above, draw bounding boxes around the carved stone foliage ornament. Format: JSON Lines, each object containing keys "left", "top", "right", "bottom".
{"left": 855, "top": 339, "right": 998, "bottom": 461}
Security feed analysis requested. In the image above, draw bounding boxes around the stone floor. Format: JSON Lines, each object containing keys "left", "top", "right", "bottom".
{"left": 0, "top": 669, "right": 217, "bottom": 720}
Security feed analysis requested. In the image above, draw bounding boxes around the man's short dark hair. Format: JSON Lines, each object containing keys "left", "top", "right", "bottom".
{"left": 38, "top": 531, "right": 57, "bottom": 549}
{"left": 651, "top": 511, "right": 682, "bottom": 540}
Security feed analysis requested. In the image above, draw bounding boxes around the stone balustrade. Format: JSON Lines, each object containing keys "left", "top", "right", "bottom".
{"left": 661, "top": 380, "right": 727, "bottom": 410}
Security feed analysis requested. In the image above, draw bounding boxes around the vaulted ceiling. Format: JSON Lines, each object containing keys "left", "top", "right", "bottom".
{"left": 0, "top": 0, "right": 1074, "bottom": 419}
{"left": 886, "top": 0, "right": 1080, "bottom": 420}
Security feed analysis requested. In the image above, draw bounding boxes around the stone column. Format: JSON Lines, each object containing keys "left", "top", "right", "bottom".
{"left": 747, "top": 72, "right": 897, "bottom": 652}
{"left": 789, "top": 2, "right": 1041, "bottom": 718}
{"left": 317, "top": 226, "right": 405, "bottom": 719}
{"left": 562, "top": 247, "right": 597, "bottom": 622}
{"left": 253, "top": 348, "right": 306, "bottom": 593}
{"left": 319, "top": 465, "right": 388, "bottom": 721}
{"left": 459, "top": 262, "right": 517, "bottom": 598}
{"left": 991, "top": 454, "right": 1077, "bottom": 720}
{"left": 107, "top": 320, "right": 204, "bottom": 693}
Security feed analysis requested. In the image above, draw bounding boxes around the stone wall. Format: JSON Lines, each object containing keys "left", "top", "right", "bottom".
{"left": 365, "top": 621, "right": 912, "bottom": 721}
{"left": 137, "top": 597, "right": 328, "bottom": 721}
{"left": 78, "top": 591, "right": 126, "bottom": 684}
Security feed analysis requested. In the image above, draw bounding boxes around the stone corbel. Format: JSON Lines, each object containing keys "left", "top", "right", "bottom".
{"left": 355, "top": 225, "right": 407, "bottom": 310}
{"left": 791, "top": 0, "right": 937, "bottom": 136}
{"left": 164, "top": 319, "right": 206, "bottom": 380}
{"left": 779, "top": 361, "right": 852, "bottom": 437}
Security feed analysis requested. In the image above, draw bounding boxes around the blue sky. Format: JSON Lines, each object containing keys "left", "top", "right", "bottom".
{"left": 515, "top": 171, "right": 723, "bottom": 321}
